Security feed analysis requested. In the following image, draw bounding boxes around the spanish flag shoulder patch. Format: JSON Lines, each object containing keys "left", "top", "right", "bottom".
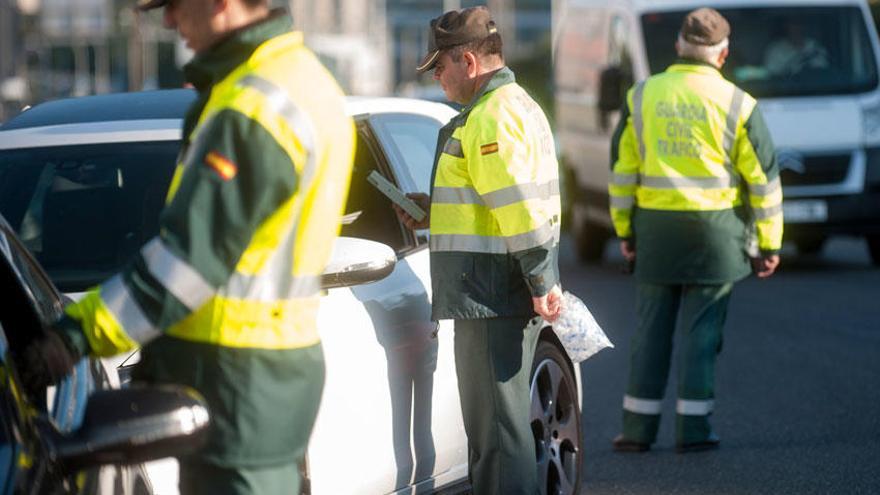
{"left": 480, "top": 142, "right": 499, "bottom": 155}
{"left": 204, "top": 151, "right": 238, "bottom": 180}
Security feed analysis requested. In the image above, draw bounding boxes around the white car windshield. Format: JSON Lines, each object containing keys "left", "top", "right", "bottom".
{"left": 642, "top": 6, "right": 879, "bottom": 98}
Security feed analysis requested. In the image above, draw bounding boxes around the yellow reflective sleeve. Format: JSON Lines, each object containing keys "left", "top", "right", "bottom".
{"left": 734, "top": 105, "right": 784, "bottom": 251}
{"left": 609, "top": 93, "right": 640, "bottom": 238}
{"left": 64, "top": 288, "right": 139, "bottom": 357}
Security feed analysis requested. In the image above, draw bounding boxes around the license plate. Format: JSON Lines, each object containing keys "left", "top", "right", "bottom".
{"left": 783, "top": 200, "right": 828, "bottom": 223}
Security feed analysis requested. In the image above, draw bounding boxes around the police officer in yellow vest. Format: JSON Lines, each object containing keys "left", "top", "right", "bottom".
{"left": 395, "top": 7, "right": 562, "bottom": 494}
{"left": 22, "top": 0, "right": 354, "bottom": 492}
{"left": 609, "top": 8, "right": 783, "bottom": 453}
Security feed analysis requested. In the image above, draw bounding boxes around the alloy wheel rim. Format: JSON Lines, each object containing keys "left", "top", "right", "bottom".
{"left": 530, "top": 357, "right": 579, "bottom": 495}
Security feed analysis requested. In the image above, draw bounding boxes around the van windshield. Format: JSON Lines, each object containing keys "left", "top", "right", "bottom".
{"left": 642, "top": 6, "right": 879, "bottom": 98}
{"left": 0, "top": 141, "right": 178, "bottom": 292}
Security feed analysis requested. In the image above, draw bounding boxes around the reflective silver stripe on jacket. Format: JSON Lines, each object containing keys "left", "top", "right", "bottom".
{"left": 749, "top": 176, "right": 781, "bottom": 196}
{"left": 722, "top": 88, "right": 746, "bottom": 176}
{"left": 611, "top": 172, "right": 639, "bottom": 186}
{"left": 676, "top": 399, "right": 715, "bottom": 416}
{"left": 101, "top": 274, "right": 161, "bottom": 344}
{"left": 623, "top": 394, "right": 662, "bottom": 415}
{"left": 432, "top": 186, "right": 482, "bottom": 205}
{"left": 432, "top": 180, "right": 559, "bottom": 209}
{"left": 225, "top": 272, "right": 320, "bottom": 301}
{"left": 482, "top": 180, "right": 559, "bottom": 209}
{"left": 752, "top": 203, "right": 783, "bottom": 220}
{"left": 443, "top": 137, "right": 464, "bottom": 158}
{"left": 141, "top": 238, "right": 215, "bottom": 311}
{"left": 610, "top": 195, "right": 635, "bottom": 209}
{"left": 632, "top": 82, "right": 646, "bottom": 161}
{"left": 641, "top": 175, "right": 738, "bottom": 189}
{"left": 430, "top": 221, "right": 559, "bottom": 254}
{"left": 238, "top": 74, "right": 317, "bottom": 182}
{"left": 231, "top": 74, "right": 321, "bottom": 300}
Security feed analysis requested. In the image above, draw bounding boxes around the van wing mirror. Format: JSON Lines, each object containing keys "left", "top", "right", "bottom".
{"left": 52, "top": 385, "right": 209, "bottom": 471}
{"left": 598, "top": 65, "right": 627, "bottom": 113}
{"left": 321, "top": 237, "right": 396, "bottom": 289}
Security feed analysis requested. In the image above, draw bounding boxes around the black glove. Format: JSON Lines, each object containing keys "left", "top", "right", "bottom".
{"left": 20, "top": 330, "right": 81, "bottom": 398}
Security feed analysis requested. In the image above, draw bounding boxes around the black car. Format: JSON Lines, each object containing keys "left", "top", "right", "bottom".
{"left": 0, "top": 213, "right": 209, "bottom": 494}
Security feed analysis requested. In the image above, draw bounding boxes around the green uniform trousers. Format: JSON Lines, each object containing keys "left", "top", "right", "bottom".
{"left": 454, "top": 316, "right": 539, "bottom": 495}
{"left": 178, "top": 460, "right": 300, "bottom": 495}
{"left": 132, "top": 339, "right": 324, "bottom": 495}
{"left": 622, "top": 282, "right": 733, "bottom": 445}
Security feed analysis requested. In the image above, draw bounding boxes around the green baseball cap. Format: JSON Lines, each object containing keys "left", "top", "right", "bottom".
{"left": 136, "top": 0, "right": 168, "bottom": 11}
{"left": 416, "top": 6, "right": 498, "bottom": 73}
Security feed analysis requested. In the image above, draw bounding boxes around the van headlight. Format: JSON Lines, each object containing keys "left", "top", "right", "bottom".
{"left": 862, "top": 101, "right": 880, "bottom": 145}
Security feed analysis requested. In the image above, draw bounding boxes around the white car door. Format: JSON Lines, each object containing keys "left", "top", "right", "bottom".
{"left": 308, "top": 117, "right": 466, "bottom": 494}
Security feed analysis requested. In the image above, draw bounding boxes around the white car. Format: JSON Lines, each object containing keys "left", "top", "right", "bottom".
{"left": 0, "top": 90, "right": 583, "bottom": 495}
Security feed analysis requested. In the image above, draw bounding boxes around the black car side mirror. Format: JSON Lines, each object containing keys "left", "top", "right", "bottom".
{"left": 49, "top": 384, "right": 209, "bottom": 471}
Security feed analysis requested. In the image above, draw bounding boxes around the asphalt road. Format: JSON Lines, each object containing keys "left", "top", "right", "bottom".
{"left": 562, "top": 235, "right": 880, "bottom": 495}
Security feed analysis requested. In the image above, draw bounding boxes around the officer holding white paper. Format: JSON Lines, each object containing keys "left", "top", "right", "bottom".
{"left": 393, "top": 6, "right": 562, "bottom": 494}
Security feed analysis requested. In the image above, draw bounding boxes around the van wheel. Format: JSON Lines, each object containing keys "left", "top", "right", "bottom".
{"left": 572, "top": 218, "right": 608, "bottom": 263}
{"left": 867, "top": 235, "right": 880, "bottom": 265}
{"left": 530, "top": 340, "right": 581, "bottom": 495}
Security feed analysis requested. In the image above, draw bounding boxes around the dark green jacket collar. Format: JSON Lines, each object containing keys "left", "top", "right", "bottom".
{"left": 184, "top": 9, "right": 291, "bottom": 92}
{"left": 460, "top": 66, "right": 516, "bottom": 115}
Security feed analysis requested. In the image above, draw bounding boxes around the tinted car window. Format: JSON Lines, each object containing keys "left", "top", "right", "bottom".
{"left": 0, "top": 228, "right": 61, "bottom": 324}
{"left": 642, "top": 6, "right": 879, "bottom": 98}
{"left": 341, "top": 128, "right": 408, "bottom": 252}
{"left": 0, "top": 141, "right": 178, "bottom": 292}
{"left": 370, "top": 113, "right": 442, "bottom": 194}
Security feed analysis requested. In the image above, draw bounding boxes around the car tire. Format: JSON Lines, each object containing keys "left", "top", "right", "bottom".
{"left": 571, "top": 216, "right": 608, "bottom": 263}
{"left": 867, "top": 235, "right": 880, "bottom": 266}
{"left": 574, "top": 223, "right": 606, "bottom": 263}
{"left": 530, "top": 339, "right": 582, "bottom": 495}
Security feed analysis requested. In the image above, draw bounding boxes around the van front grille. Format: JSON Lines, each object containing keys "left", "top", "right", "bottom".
{"left": 780, "top": 153, "right": 850, "bottom": 187}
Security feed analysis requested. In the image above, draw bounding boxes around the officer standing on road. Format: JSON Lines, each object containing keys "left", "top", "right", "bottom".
{"left": 23, "top": 0, "right": 355, "bottom": 493}
{"left": 608, "top": 7, "right": 783, "bottom": 453}
{"left": 394, "top": 6, "right": 562, "bottom": 494}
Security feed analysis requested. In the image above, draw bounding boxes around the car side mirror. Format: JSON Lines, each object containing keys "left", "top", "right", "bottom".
{"left": 51, "top": 385, "right": 209, "bottom": 471}
{"left": 321, "top": 237, "right": 396, "bottom": 289}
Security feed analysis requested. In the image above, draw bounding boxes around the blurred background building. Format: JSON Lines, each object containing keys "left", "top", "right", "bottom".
{"left": 0, "top": 0, "right": 552, "bottom": 123}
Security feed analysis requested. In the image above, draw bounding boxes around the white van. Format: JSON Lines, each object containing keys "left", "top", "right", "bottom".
{"left": 554, "top": 0, "right": 880, "bottom": 264}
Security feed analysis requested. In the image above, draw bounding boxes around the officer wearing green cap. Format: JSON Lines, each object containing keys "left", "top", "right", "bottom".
{"left": 395, "top": 6, "right": 562, "bottom": 494}
{"left": 22, "top": 0, "right": 355, "bottom": 493}
{"left": 609, "top": 7, "right": 782, "bottom": 453}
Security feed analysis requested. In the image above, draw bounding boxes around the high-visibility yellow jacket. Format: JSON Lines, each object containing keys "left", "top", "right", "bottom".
{"left": 609, "top": 60, "right": 783, "bottom": 283}
{"left": 57, "top": 13, "right": 354, "bottom": 465}
{"left": 430, "top": 67, "right": 561, "bottom": 319}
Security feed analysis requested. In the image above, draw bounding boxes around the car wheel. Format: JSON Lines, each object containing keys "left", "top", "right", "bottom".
{"left": 867, "top": 235, "right": 880, "bottom": 266}
{"left": 573, "top": 219, "right": 607, "bottom": 263}
{"left": 530, "top": 340, "right": 581, "bottom": 495}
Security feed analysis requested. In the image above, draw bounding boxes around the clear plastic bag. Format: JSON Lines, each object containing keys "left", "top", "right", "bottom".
{"left": 550, "top": 291, "right": 613, "bottom": 364}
